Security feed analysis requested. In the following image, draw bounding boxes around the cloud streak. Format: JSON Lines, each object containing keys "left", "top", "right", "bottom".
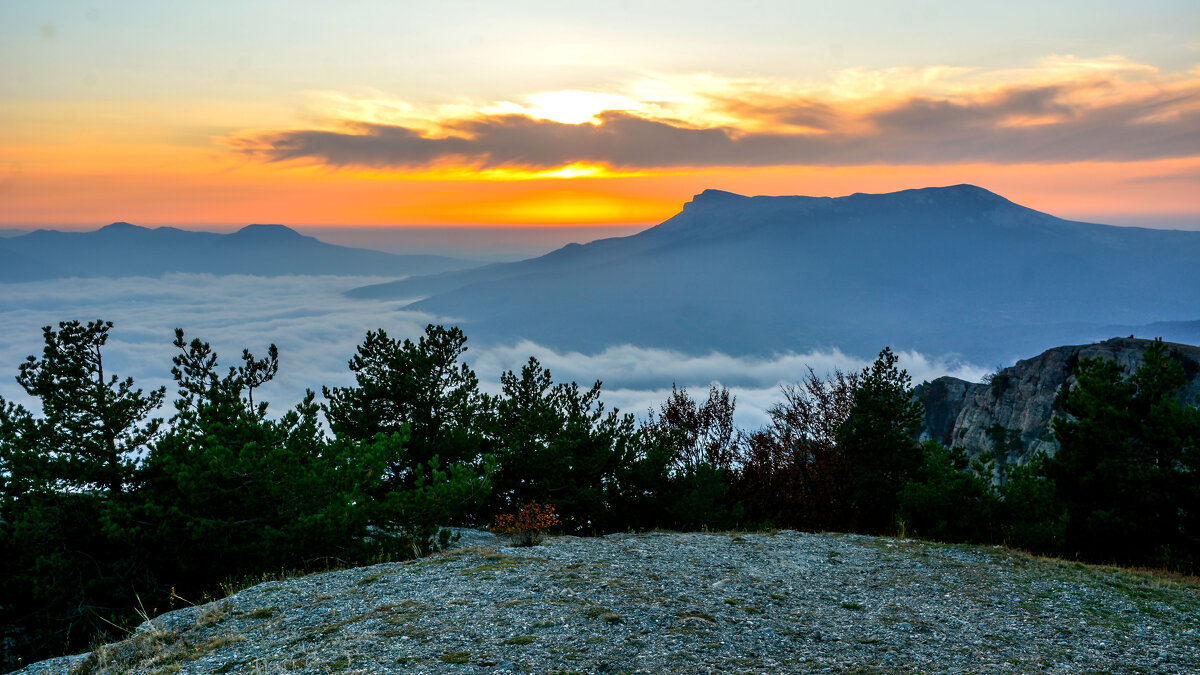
{"left": 231, "top": 60, "right": 1200, "bottom": 171}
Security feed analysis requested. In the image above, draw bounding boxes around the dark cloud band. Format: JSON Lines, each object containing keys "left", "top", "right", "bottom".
{"left": 234, "top": 83, "right": 1200, "bottom": 169}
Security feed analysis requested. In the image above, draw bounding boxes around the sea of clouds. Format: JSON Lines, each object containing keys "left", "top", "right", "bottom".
{"left": 0, "top": 275, "right": 989, "bottom": 430}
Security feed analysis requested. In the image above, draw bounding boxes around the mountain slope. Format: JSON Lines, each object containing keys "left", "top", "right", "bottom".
{"left": 0, "top": 223, "right": 479, "bottom": 280}
{"left": 348, "top": 185, "right": 1200, "bottom": 365}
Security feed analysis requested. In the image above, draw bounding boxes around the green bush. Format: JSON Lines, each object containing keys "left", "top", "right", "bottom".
{"left": 898, "top": 441, "right": 1000, "bottom": 542}
{"left": 997, "top": 453, "right": 1066, "bottom": 555}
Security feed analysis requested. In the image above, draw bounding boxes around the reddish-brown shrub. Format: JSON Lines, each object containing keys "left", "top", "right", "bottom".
{"left": 489, "top": 501, "right": 560, "bottom": 546}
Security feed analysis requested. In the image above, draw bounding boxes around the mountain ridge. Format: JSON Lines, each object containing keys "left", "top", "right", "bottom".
{"left": 347, "top": 185, "right": 1200, "bottom": 366}
{"left": 0, "top": 223, "right": 480, "bottom": 281}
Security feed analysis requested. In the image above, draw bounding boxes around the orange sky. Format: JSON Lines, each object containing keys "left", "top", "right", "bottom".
{"left": 3, "top": 3, "right": 1199, "bottom": 231}
{"left": 4, "top": 156, "right": 1198, "bottom": 230}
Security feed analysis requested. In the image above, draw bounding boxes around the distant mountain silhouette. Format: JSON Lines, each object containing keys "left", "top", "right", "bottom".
{"left": 0, "top": 223, "right": 479, "bottom": 281}
{"left": 348, "top": 185, "right": 1200, "bottom": 365}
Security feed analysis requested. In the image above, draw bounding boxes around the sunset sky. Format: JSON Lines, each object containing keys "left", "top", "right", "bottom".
{"left": 2, "top": 0, "right": 1199, "bottom": 231}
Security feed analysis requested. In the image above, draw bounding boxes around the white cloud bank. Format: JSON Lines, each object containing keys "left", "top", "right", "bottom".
{"left": 0, "top": 275, "right": 988, "bottom": 430}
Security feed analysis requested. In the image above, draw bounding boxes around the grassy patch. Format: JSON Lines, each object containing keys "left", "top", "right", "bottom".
{"left": 191, "top": 634, "right": 246, "bottom": 656}
{"left": 243, "top": 606, "right": 278, "bottom": 620}
{"left": 356, "top": 572, "right": 385, "bottom": 586}
{"left": 196, "top": 603, "right": 230, "bottom": 628}
{"left": 501, "top": 635, "right": 536, "bottom": 645}
{"left": 459, "top": 557, "right": 524, "bottom": 575}
{"left": 439, "top": 651, "right": 472, "bottom": 664}
{"left": 497, "top": 598, "right": 533, "bottom": 608}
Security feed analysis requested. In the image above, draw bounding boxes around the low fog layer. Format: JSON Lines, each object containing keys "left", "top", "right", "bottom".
{"left": 0, "top": 275, "right": 988, "bottom": 430}
{"left": 294, "top": 224, "right": 647, "bottom": 262}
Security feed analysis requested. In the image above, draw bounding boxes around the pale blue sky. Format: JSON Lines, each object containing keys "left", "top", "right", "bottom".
{"left": 4, "top": 0, "right": 1198, "bottom": 104}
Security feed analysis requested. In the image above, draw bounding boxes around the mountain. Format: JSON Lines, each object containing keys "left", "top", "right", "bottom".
{"left": 915, "top": 336, "right": 1200, "bottom": 471}
{"left": 348, "top": 185, "right": 1200, "bottom": 365}
{"left": 0, "top": 223, "right": 480, "bottom": 281}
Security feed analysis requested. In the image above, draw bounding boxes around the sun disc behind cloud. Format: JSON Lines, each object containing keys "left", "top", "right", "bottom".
{"left": 517, "top": 89, "right": 644, "bottom": 124}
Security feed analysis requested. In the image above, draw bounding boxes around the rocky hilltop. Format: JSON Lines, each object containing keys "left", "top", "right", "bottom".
{"left": 17, "top": 530, "right": 1200, "bottom": 674}
{"left": 915, "top": 337, "right": 1200, "bottom": 471}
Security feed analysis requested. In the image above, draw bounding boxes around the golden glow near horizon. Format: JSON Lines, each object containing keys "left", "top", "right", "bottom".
{"left": 2, "top": 2, "right": 1199, "bottom": 230}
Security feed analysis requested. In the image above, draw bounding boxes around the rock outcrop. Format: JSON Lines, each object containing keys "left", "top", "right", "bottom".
{"left": 915, "top": 337, "right": 1200, "bottom": 475}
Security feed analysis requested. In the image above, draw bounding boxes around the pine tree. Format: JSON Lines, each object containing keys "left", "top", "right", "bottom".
{"left": 835, "top": 347, "right": 925, "bottom": 534}
{"left": 1051, "top": 339, "right": 1200, "bottom": 570}
{"left": 141, "top": 330, "right": 374, "bottom": 585}
{"left": 10, "top": 320, "right": 164, "bottom": 496}
{"left": 488, "top": 357, "right": 637, "bottom": 534}
{"left": 323, "top": 325, "right": 489, "bottom": 484}
{"left": 0, "top": 321, "right": 164, "bottom": 669}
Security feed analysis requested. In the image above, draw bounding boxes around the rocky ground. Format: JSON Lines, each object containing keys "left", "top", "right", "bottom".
{"left": 18, "top": 529, "right": 1200, "bottom": 674}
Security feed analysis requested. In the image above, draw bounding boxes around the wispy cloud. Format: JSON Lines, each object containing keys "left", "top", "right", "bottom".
{"left": 1127, "top": 168, "right": 1200, "bottom": 184}
{"left": 0, "top": 276, "right": 987, "bottom": 430}
{"left": 230, "top": 58, "right": 1200, "bottom": 172}
{"left": 470, "top": 340, "right": 988, "bottom": 428}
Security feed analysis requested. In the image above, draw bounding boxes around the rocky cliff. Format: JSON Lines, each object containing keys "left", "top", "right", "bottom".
{"left": 915, "top": 337, "right": 1200, "bottom": 475}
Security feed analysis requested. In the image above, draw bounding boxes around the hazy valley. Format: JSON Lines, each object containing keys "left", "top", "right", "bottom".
{"left": 4, "top": 185, "right": 1197, "bottom": 420}
{"left": 4, "top": 185, "right": 1199, "bottom": 673}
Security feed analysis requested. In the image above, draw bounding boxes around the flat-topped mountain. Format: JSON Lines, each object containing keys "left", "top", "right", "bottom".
{"left": 349, "top": 185, "right": 1200, "bottom": 366}
{"left": 0, "top": 223, "right": 479, "bottom": 281}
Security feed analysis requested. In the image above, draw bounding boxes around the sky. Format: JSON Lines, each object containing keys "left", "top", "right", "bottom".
{"left": 2, "top": 0, "right": 1199, "bottom": 234}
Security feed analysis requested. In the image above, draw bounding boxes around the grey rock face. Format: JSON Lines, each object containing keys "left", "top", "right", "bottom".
{"left": 914, "top": 376, "right": 985, "bottom": 448}
{"left": 915, "top": 337, "right": 1200, "bottom": 475}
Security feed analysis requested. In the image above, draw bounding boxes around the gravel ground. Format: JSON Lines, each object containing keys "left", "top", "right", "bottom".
{"left": 17, "top": 529, "right": 1200, "bottom": 674}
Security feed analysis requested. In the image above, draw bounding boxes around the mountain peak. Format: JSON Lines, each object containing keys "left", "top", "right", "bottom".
{"left": 99, "top": 222, "right": 146, "bottom": 232}
{"left": 883, "top": 184, "right": 1013, "bottom": 205}
{"left": 231, "top": 224, "right": 302, "bottom": 240}
{"left": 690, "top": 189, "right": 746, "bottom": 204}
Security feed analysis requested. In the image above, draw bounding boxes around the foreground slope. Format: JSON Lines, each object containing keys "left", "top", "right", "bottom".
{"left": 0, "top": 223, "right": 477, "bottom": 280}
{"left": 26, "top": 530, "right": 1200, "bottom": 674}
{"left": 350, "top": 185, "right": 1200, "bottom": 366}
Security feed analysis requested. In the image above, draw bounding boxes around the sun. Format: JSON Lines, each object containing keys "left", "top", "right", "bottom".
{"left": 519, "top": 90, "right": 642, "bottom": 124}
